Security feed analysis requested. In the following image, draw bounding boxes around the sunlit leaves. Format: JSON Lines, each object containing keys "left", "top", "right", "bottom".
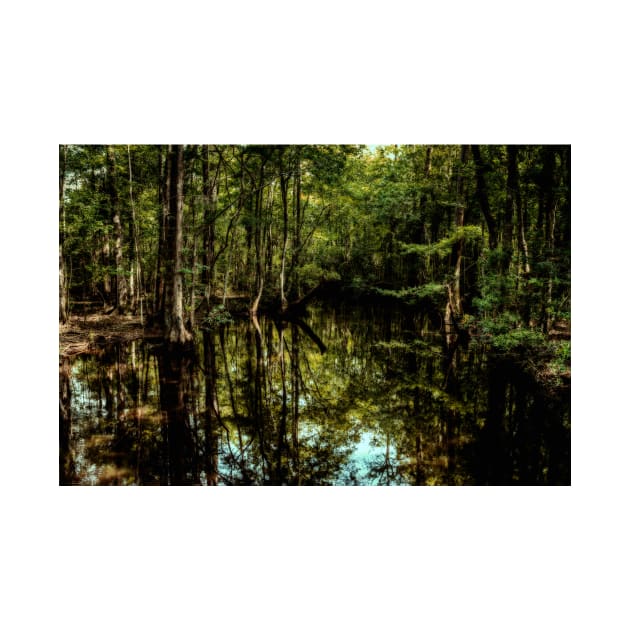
{"left": 400, "top": 225, "right": 483, "bottom": 259}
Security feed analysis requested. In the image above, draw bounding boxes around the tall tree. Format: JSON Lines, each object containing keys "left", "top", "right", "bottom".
{"left": 279, "top": 146, "right": 290, "bottom": 310}
{"left": 59, "top": 145, "right": 68, "bottom": 323}
{"left": 502, "top": 146, "right": 516, "bottom": 271}
{"left": 471, "top": 145, "right": 498, "bottom": 250}
{"left": 107, "top": 146, "right": 129, "bottom": 314}
{"left": 201, "top": 145, "right": 220, "bottom": 305}
{"left": 451, "top": 144, "right": 470, "bottom": 318}
{"left": 291, "top": 146, "right": 302, "bottom": 299}
{"left": 537, "top": 146, "right": 557, "bottom": 332}
{"left": 251, "top": 149, "right": 272, "bottom": 315}
{"left": 510, "top": 145, "right": 530, "bottom": 277}
{"left": 444, "top": 145, "right": 470, "bottom": 349}
{"left": 154, "top": 145, "right": 169, "bottom": 316}
{"left": 164, "top": 145, "right": 192, "bottom": 344}
{"left": 127, "top": 145, "right": 143, "bottom": 321}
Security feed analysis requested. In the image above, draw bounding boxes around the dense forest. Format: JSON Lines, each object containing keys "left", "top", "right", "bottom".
{"left": 59, "top": 145, "right": 569, "bottom": 339}
{"left": 59, "top": 144, "right": 570, "bottom": 485}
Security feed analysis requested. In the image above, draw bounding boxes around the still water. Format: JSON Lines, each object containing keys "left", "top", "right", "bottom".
{"left": 59, "top": 303, "right": 570, "bottom": 485}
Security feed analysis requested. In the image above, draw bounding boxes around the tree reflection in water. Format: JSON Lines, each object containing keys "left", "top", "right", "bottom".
{"left": 60, "top": 304, "right": 570, "bottom": 485}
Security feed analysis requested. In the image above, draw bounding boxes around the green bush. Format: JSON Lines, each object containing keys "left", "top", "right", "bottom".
{"left": 376, "top": 283, "right": 446, "bottom": 306}
{"left": 202, "top": 304, "right": 232, "bottom": 329}
{"left": 490, "top": 328, "right": 548, "bottom": 353}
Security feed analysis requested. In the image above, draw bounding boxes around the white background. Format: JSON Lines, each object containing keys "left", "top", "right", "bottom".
{"left": 1, "top": 1, "right": 628, "bottom": 628}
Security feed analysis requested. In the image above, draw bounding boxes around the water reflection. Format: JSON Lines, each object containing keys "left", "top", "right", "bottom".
{"left": 60, "top": 304, "right": 570, "bottom": 485}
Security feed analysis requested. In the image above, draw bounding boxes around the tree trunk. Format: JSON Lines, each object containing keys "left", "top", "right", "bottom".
{"left": 451, "top": 144, "right": 470, "bottom": 318}
{"left": 59, "top": 145, "right": 68, "bottom": 323}
{"left": 511, "top": 146, "right": 530, "bottom": 277}
{"left": 251, "top": 159, "right": 269, "bottom": 315}
{"left": 154, "top": 145, "right": 169, "bottom": 316}
{"left": 538, "top": 147, "right": 556, "bottom": 332}
{"left": 102, "top": 233, "right": 112, "bottom": 304}
{"left": 279, "top": 149, "right": 290, "bottom": 311}
{"left": 127, "top": 145, "right": 143, "bottom": 322}
{"left": 202, "top": 145, "right": 219, "bottom": 305}
{"left": 189, "top": 175, "right": 197, "bottom": 330}
{"left": 165, "top": 145, "right": 192, "bottom": 344}
{"left": 291, "top": 146, "right": 302, "bottom": 299}
{"left": 510, "top": 146, "right": 532, "bottom": 326}
{"left": 471, "top": 145, "right": 498, "bottom": 249}
{"left": 502, "top": 146, "right": 516, "bottom": 272}
{"left": 161, "top": 146, "right": 174, "bottom": 326}
{"left": 107, "top": 146, "right": 128, "bottom": 314}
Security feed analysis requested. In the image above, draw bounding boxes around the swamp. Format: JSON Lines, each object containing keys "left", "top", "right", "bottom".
{"left": 59, "top": 144, "right": 570, "bottom": 485}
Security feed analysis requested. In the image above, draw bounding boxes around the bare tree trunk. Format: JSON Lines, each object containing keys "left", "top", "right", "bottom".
{"left": 107, "top": 146, "right": 128, "bottom": 314}
{"left": 418, "top": 146, "right": 433, "bottom": 281}
{"left": 502, "top": 146, "right": 516, "bottom": 272}
{"left": 102, "top": 235, "right": 112, "bottom": 303}
{"left": 251, "top": 161, "right": 270, "bottom": 316}
{"left": 166, "top": 145, "right": 192, "bottom": 344}
{"left": 188, "top": 150, "right": 197, "bottom": 330}
{"left": 251, "top": 218, "right": 264, "bottom": 316}
{"left": 279, "top": 149, "right": 290, "bottom": 311}
{"left": 59, "top": 145, "right": 68, "bottom": 323}
{"left": 545, "top": 201, "right": 557, "bottom": 332}
{"left": 509, "top": 146, "right": 532, "bottom": 326}
{"left": 154, "top": 146, "right": 169, "bottom": 316}
{"left": 471, "top": 145, "right": 498, "bottom": 250}
{"left": 127, "top": 145, "right": 143, "bottom": 323}
{"left": 538, "top": 147, "right": 556, "bottom": 332}
{"left": 202, "top": 145, "right": 220, "bottom": 305}
{"left": 451, "top": 144, "right": 470, "bottom": 318}
{"left": 511, "top": 146, "right": 530, "bottom": 277}
{"left": 161, "top": 146, "right": 174, "bottom": 327}
{"left": 420, "top": 146, "right": 433, "bottom": 243}
{"left": 291, "top": 146, "right": 302, "bottom": 299}
{"left": 190, "top": 193, "right": 197, "bottom": 330}
{"left": 444, "top": 146, "right": 470, "bottom": 352}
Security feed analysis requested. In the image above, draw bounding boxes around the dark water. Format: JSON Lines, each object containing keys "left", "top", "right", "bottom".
{"left": 59, "top": 303, "right": 570, "bottom": 485}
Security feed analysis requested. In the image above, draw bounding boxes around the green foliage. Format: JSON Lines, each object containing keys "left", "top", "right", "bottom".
{"left": 471, "top": 248, "right": 522, "bottom": 321}
{"left": 553, "top": 340, "right": 571, "bottom": 367}
{"left": 60, "top": 143, "right": 569, "bottom": 355}
{"left": 201, "top": 305, "right": 233, "bottom": 329}
{"left": 490, "top": 328, "right": 549, "bottom": 354}
{"left": 557, "top": 340, "right": 570, "bottom": 363}
{"left": 400, "top": 226, "right": 483, "bottom": 260}
{"left": 376, "top": 283, "right": 446, "bottom": 306}
{"left": 477, "top": 311, "right": 522, "bottom": 336}
{"left": 298, "top": 262, "right": 341, "bottom": 288}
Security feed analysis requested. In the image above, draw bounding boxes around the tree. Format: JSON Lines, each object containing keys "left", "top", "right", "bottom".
{"left": 164, "top": 145, "right": 192, "bottom": 344}
{"left": 58, "top": 144, "right": 569, "bottom": 342}
{"left": 201, "top": 144, "right": 220, "bottom": 305}
{"left": 126, "top": 145, "right": 143, "bottom": 321}
{"left": 471, "top": 144, "right": 498, "bottom": 250}
{"left": 59, "top": 145, "right": 68, "bottom": 323}
{"left": 106, "top": 146, "right": 129, "bottom": 314}
{"left": 510, "top": 145, "right": 530, "bottom": 277}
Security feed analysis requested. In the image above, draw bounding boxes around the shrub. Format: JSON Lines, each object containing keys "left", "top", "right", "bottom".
{"left": 202, "top": 304, "right": 232, "bottom": 329}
